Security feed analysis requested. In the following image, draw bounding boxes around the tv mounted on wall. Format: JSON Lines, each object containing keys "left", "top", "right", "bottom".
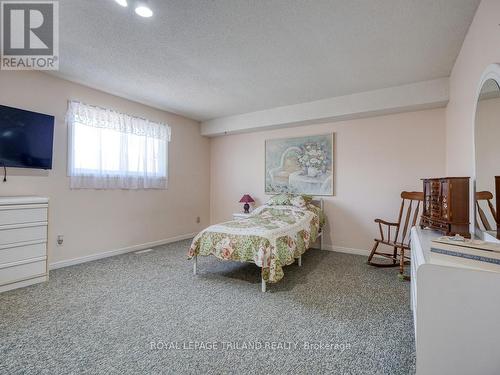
{"left": 0, "top": 104, "right": 55, "bottom": 170}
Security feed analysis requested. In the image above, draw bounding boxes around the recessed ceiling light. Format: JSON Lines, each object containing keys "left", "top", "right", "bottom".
{"left": 114, "top": 0, "right": 128, "bottom": 7}
{"left": 135, "top": 3, "right": 153, "bottom": 18}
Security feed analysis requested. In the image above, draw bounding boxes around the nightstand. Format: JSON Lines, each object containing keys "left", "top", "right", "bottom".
{"left": 233, "top": 212, "right": 252, "bottom": 220}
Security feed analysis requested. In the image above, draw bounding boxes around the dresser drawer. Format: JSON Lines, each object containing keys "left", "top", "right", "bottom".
{"left": 0, "top": 205, "right": 47, "bottom": 226}
{"left": 0, "top": 260, "right": 46, "bottom": 285}
{"left": 0, "top": 242, "right": 46, "bottom": 264}
{"left": 0, "top": 224, "right": 47, "bottom": 246}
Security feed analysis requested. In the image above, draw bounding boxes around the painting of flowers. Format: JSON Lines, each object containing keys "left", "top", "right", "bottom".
{"left": 265, "top": 134, "right": 333, "bottom": 195}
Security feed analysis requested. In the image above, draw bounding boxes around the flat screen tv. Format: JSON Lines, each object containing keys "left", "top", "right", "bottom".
{"left": 0, "top": 104, "right": 55, "bottom": 170}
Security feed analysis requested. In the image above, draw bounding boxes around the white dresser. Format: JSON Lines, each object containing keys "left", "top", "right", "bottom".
{"left": 0, "top": 196, "right": 49, "bottom": 293}
{"left": 410, "top": 227, "right": 500, "bottom": 374}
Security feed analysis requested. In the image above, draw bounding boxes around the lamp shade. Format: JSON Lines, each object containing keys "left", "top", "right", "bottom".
{"left": 239, "top": 194, "right": 255, "bottom": 203}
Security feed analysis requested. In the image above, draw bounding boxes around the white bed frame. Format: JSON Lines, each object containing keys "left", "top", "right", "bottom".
{"left": 193, "top": 199, "right": 324, "bottom": 292}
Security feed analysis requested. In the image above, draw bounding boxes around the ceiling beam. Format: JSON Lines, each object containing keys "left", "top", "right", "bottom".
{"left": 201, "top": 78, "right": 449, "bottom": 137}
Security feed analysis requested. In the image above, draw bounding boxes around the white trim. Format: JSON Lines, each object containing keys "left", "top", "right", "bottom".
{"left": 471, "top": 63, "right": 500, "bottom": 238}
{"left": 0, "top": 204, "right": 48, "bottom": 211}
{"left": 49, "top": 232, "right": 197, "bottom": 270}
{"left": 0, "top": 275, "right": 48, "bottom": 293}
{"left": 321, "top": 243, "right": 370, "bottom": 256}
{"left": 0, "top": 221, "right": 48, "bottom": 230}
{"left": 0, "top": 239, "right": 46, "bottom": 250}
{"left": 0, "top": 196, "right": 49, "bottom": 205}
{"left": 0, "top": 256, "right": 47, "bottom": 270}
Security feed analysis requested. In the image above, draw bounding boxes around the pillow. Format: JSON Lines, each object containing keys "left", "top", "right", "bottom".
{"left": 301, "top": 195, "right": 313, "bottom": 204}
{"left": 290, "top": 195, "right": 307, "bottom": 209}
{"left": 267, "top": 193, "right": 291, "bottom": 206}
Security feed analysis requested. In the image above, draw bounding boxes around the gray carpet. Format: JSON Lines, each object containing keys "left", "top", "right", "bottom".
{"left": 0, "top": 240, "right": 415, "bottom": 374}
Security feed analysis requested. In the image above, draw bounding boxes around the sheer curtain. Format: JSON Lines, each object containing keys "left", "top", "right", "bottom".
{"left": 66, "top": 101, "right": 171, "bottom": 189}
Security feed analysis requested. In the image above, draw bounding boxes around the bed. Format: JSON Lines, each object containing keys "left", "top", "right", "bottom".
{"left": 188, "top": 197, "right": 325, "bottom": 292}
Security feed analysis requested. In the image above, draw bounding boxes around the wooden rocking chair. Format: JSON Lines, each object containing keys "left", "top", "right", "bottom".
{"left": 476, "top": 191, "right": 498, "bottom": 231}
{"left": 367, "top": 191, "right": 424, "bottom": 278}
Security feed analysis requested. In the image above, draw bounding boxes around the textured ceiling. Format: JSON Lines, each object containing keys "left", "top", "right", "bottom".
{"left": 52, "top": 0, "right": 480, "bottom": 121}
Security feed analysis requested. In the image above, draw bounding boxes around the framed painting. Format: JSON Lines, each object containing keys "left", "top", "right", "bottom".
{"left": 265, "top": 133, "right": 334, "bottom": 196}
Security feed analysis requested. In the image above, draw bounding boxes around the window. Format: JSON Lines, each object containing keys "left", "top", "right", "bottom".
{"left": 66, "top": 101, "right": 171, "bottom": 189}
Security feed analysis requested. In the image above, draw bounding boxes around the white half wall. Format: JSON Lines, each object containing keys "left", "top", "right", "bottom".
{"left": 202, "top": 78, "right": 449, "bottom": 136}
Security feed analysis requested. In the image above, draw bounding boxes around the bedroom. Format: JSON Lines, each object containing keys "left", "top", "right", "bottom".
{"left": 0, "top": 0, "right": 499, "bottom": 374}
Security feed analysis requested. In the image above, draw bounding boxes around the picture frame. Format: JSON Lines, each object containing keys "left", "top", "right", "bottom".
{"left": 265, "top": 133, "right": 334, "bottom": 196}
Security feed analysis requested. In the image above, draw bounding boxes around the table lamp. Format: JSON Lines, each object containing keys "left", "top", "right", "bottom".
{"left": 239, "top": 194, "right": 255, "bottom": 213}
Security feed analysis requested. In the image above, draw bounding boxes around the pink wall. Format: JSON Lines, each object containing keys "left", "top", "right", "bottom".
{"left": 0, "top": 71, "right": 211, "bottom": 264}
{"left": 2, "top": 0, "right": 492, "bottom": 262}
{"left": 446, "top": 0, "right": 500, "bottom": 175}
{"left": 210, "top": 108, "right": 446, "bottom": 252}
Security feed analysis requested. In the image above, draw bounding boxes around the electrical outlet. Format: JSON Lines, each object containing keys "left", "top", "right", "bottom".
{"left": 196, "top": 216, "right": 201, "bottom": 224}
{"left": 57, "top": 235, "right": 64, "bottom": 246}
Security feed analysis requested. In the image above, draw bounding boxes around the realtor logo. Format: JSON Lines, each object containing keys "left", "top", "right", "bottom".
{"left": 1, "top": 0, "right": 59, "bottom": 70}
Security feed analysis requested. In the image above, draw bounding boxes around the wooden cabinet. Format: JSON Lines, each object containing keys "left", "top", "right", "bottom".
{"left": 496, "top": 176, "right": 500, "bottom": 239}
{"left": 421, "top": 177, "right": 470, "bottom": 238}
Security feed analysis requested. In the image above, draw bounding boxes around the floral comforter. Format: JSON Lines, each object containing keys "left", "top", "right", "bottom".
{"left": 188, "top": 204, "right": 325, "bottom": 283}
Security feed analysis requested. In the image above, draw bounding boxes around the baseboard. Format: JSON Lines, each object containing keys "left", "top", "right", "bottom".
{"left": 49, "top": 232, "right": 197, "bottom": 270}
{"left": 321, "top": 243, "right": 370, "bottom": 256}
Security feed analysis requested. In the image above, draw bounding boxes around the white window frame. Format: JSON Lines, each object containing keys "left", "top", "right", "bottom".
{"left": 66, "top": 101, "right": 171, "bottom": 190}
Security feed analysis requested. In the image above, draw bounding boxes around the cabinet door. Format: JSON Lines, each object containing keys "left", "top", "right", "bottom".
{"left": 430, "top": 181, "right": 442, "bottom": 218}
{"left": 423, "top": 181, "right": 431, "bottom": 216}
{"left": 496, "top": 177, "right": 500, "bottom": 238}
{"left": 441, "top": 180, "right": 450, "bottom": 220}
